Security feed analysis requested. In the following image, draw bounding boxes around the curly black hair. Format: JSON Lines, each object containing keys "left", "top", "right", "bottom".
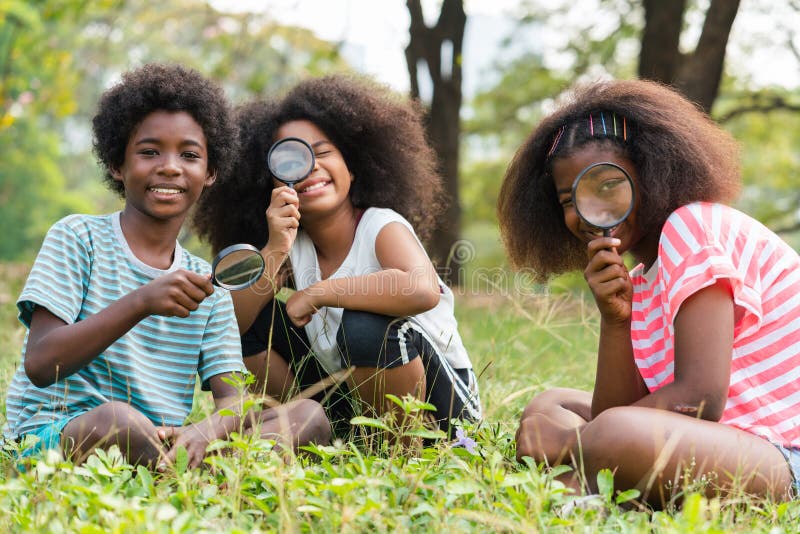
{"left": 92, "top": 63, "right": 237, "bottom": 197}
{"left": 192, "top": 74, "right": 445, "bottom": 253}
{"left": 497, "top": 78, "right": 741, "bottom": 280}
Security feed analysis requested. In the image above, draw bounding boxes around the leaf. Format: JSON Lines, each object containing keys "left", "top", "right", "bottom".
{"left": 596, "top": 468, "right": 614, "bottom": 502}
{"left": 349, "top": 416, "right": 390, "bottom": 431}
{"left": 500, "top": 471, "right": 532, "bottom": 487}
{"left": 615, "top": 488, "right": 640, "bottom": 504}
{"left": 384, "top": 393, "right": 404, "bottom": 409}
{"left": 446, "top": 480, "right": 482, "bottom": 495}
{"left": 2, "top": 1, "right": 42, "bottom": 30}
{"left": 175, "top": 446, "right": 189, "bottom": 475}
{"left": 402, "top": 428, "right": 446, "bottom": 440}
{"left": 550, "top": 464, "right": 573, "bottom": 478}
{"left": 136, "top": 465, "right": 154, "bottom": 494}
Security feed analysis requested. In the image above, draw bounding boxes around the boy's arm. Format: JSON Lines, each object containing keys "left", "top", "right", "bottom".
{"left": 25, "top": 270, "right": 214, "bottom": 388}
{"left": 285, "top": 223, "right": 441, "bottom": 326}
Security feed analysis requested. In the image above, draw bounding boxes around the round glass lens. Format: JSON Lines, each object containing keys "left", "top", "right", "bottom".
{"left": 573, "top": 162, "right": 634, "bottom": 230}
{"left": 268, "top": 138, "right": 314, "bottom": 184}
{"left": 212, "top": 246, "right": 265, "bottom": 289}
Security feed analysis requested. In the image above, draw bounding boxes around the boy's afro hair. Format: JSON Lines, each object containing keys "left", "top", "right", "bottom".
{"left": 91, "top": 63, "right": 237, "bottom": 197}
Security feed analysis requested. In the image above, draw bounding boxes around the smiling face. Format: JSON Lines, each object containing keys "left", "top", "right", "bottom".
{"left": 113, "top": 110, "right": 215, "bottom": 224}
{"left": 552, "top": 143, "right": 646, "bottom": 256}
{"left": 274, "top": 120, "right": 353, "bottom": 216}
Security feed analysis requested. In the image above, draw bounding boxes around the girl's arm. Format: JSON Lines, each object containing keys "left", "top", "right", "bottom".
{"left": 228, "top": 247, "right": 290, "bottom": 332}
{"left": 629, "top": 281, "right": 734, "bottom": 420}
{"left": 592, "top": 316, "right": 649, "bottom": 417}
{"left": 588, "top": 234, "right": 734, "bottom": 419}
{"left": 285, "top": 222, "right": 441, "bottom": 326}
{"left": 230, "top": 186, "right": 300, "bottom": 333}
{"left": 24, "top": 270, "right": 215, "bottom": 388}
{"left": 586, "top": 238, "right": 650, "bottom": 417}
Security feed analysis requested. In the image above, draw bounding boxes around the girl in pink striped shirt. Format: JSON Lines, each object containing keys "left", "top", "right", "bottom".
{"left": 499, "top": 79, "right": 800, "bottom": 506}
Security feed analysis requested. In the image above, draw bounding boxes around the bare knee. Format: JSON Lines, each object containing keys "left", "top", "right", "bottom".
{"left": 294, "top": 399, "right": 332, "bottom": 445}
{"left": 351, "top": 357, "right": 427, "bottom": 410}
{"left": 576, "top": 406, "right": 664, "bottom": 491}
{"left": 580, "top": 407, "right": 647, "bottom": 456}
{"left": 64, "top": 401, "right": 160, "bottom": 465}
{"left": 516, "top": 412, "right": 568, "bottom": 463}
{"left": 521, "top": 388, "right": 588, "bottom": 419}
{"left": 258, "top": 398, "right": 332, "bottom": 448}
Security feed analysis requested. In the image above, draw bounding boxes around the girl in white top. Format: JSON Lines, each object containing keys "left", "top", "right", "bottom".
{"left": 194, "top": 75, "right": 481, "bottom": 436}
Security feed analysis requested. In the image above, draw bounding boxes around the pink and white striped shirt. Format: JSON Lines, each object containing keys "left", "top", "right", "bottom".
{"left": 630, "top": 202, "right": 800, "bottom": 447}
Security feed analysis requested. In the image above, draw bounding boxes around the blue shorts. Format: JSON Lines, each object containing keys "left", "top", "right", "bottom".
{"left": 773, "top": 443, "right": 800, "bottom": 497}
{"left": 17, "top": 414, "right": 79, "bottom": 458}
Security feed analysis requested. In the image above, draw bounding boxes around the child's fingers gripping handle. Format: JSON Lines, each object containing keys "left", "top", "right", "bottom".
{"left": 157, "top": 425, "right": 179, "bottom": 442}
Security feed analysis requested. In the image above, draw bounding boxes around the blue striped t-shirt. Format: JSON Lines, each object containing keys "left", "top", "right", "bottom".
{"left": 3, "top": 212, "right": 245, "bottom": 440}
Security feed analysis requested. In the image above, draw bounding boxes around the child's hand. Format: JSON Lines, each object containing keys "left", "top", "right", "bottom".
{"left": 265, "top": 186, "right": 300, "bottom": 255}
{"left": 285, "top": 288, "right": 319, "bottom": 327}
{"left": 157, "top": 424, "right": 212, "bottom": 471}
{"left": 584, "top": 237, "right": 632, "bottom": 323}
{"left": 137, "top": 269, "right": 214, "bottom": 318}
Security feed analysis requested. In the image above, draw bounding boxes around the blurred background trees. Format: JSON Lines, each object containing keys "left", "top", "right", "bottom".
{"left": 1, "top": 0, "right": 798, "bottom": 267}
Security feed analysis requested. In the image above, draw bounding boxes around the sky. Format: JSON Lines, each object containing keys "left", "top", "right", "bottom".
{"left": 209, "top": 0, "right": 528, "bottom": 95}
{"left": 209, "top": 0, "right": 800, "bottom": 94}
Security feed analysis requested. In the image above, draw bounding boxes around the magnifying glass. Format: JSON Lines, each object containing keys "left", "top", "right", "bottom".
{"left": 267, "top": 137, "right": 315, "bottom": 189}
{"left": 572, "top": 162, "right": 635, "bottom": 237}
{"left": 211, "top": 243, "right": 265, "bottom": 290}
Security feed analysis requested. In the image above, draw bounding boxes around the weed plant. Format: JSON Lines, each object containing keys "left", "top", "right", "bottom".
{"left": 1, "top": 263, "right": 798, "bottom": 532}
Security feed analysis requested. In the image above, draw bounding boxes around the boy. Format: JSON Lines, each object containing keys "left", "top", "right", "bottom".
{"left": 3, "top": 63, "right": 330, "bottom": 469}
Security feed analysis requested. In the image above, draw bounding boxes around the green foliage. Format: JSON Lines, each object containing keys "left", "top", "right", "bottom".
{"left": 459, "top": 0, "right": 800, "bottom": 240}
{"left": 0, "top": 0, "right": 350, "bottom": 262}
{"left": 0, "top": 118, "right": 95, "bottom": 259}
{"left": 2, "top": 266, "right": 800, "bottom": 531}
{"left": 716, "top": 85, "right": 800, "bottom": 232}
{"left": 0, "top": 1, "right": 113, "bottom": 260}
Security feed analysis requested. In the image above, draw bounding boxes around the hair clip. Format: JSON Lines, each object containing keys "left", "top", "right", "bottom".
{"left": 589, "top": 111, "right": 629, "bottom": 141}
{"left": 546, "top": 125, "right": 565, "bottom": 157}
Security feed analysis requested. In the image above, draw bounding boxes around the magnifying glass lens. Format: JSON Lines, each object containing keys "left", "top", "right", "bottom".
{"left": 211, "top": 244, "right": 265, "bottom": 290}
{"left": 573, "top": 163, "right": 634, "bottom": 231}
{"left": 268, "top": 138, "right": 315, "bottom": 185}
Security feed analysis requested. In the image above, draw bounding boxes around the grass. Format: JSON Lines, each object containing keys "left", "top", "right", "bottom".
{"left": 1, "top": 261, "right": 799, "bottom": 532}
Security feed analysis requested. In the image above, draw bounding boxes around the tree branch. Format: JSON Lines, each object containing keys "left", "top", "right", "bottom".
{"left": 716, "top": 96, "right": 800, "bottom": 122}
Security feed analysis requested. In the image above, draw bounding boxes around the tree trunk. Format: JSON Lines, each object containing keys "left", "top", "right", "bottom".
{"left": 639, "top": 0, "right": 685, "bottom": 83}
{"left": 639, "top": 0, "right": 740, "bottom": 113}
{"left": 405, "top": 0, "right": 465, "bottom": 284}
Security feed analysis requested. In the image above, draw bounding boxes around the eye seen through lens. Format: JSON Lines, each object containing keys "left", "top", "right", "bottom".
{"left": 267, "top": 137, "right": 315, "bottom": 187}
{"left": 572, "top": 162, "right": 635, "bottom": 232}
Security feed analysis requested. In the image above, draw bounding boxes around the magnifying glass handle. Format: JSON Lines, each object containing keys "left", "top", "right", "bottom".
{"left": 603, "top": 229, "right": 611, "bottom": 237}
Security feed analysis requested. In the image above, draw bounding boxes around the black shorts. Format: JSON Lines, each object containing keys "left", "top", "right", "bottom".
{"left": 241, "top": 301, "right": 482, "bottom": 437}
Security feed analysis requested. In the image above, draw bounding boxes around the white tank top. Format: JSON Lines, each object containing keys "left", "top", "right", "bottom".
{"left": 288, "top": 207, "right": 472, "bottom": 375}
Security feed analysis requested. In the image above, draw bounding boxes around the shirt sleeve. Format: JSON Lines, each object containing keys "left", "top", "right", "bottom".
{"left": 366, "top": 209, "right": 426, "bottom": 262}
{"left": 659, "top": 204, "right": 763, "bottom": 337}
{"left": 17, "top": 217, "right": 91, "bottom": 328}
{"left": 197, "top": 289, "right": 246, "bottom": 390}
